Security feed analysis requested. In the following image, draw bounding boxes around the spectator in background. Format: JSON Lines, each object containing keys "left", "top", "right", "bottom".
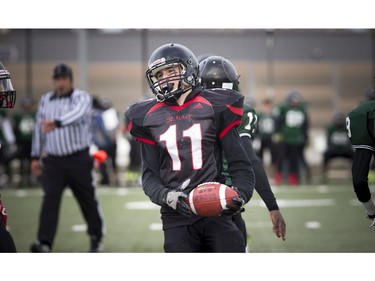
{"left": 321, "top": 112, "right": 354, "bottom": 182}
{"left": 12, "top": 96, "right": 37, "bottom": 187}
{"left": 91, "top": 97, "right": 119, "bottom": 186}
{"left": 273, "top": 90, "right": 310, "bottom": 186}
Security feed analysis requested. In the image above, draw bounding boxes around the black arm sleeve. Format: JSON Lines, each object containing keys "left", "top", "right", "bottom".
{"left": 220, "top": 128, "right": 255, "bottom": 203}
{"left": 140, "top": 142, "right": 169, "bottom": 207}
{"left": 352, "top": 148, "right": 373, "bottom": 202}
{"left": 241, "top": 135, "right": 279, "bottom": 211}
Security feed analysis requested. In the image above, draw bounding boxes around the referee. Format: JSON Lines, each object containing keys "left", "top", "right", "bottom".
{"left": 30, "top": 63, "right": 105, "bottom": 252}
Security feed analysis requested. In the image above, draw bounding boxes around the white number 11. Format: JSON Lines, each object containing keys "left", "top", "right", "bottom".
{"left": 160, "top": 123, "right": 203, "bottom": 171}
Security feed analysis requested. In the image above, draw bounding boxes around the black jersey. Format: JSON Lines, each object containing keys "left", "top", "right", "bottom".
{"left": 125, "top": 87, "right": 255, "bottom": 228}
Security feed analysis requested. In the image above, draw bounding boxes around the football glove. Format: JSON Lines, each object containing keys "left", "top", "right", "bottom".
{"left": 220, "top": 196, "right": 245, "bottom": 217}
{"left": 163, "top": 190, "right": 192, "bottom": 217}
{"left": 0, "top": 197, "right": 8, "bottom": 225}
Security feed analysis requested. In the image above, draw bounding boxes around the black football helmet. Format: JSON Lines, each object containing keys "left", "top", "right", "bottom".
{"left": 0, "top": 61, "right": 16, "bottom": 108}
{"left": 146, "top": 43, "right": 199, "bottom": 102}
{"left": 199, "top": 55, "right": 240, "bottom": 91}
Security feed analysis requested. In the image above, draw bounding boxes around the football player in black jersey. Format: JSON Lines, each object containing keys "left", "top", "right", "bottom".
{"left": 346, "top": 86, "right": 375, "bottom": 228}
{"left": 199, "top": 55, "right": 286, "bottom": 244}
{"left": 0, "top": 61, "right": 17, "bottom": 252}
{"left": 125, "top": 43, "right": 255, "bottom": 252}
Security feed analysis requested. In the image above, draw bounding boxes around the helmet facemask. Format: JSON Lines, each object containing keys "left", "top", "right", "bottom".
{"left": 146, "top": 58, "right": 196, "bottom": 102}
{"left": 0, "top": 68, "right": 16, "bottom": 108}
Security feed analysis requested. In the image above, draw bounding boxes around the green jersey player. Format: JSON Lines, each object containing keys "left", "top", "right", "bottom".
{"left": 346, "top": 86, "right": 375, "bottom": 228}
{"left": 199, "top": 55, "right": 286, "bottom": 243}
{"left": 273, "top": 91, "right": 311, "bottom": 185}
{"left": 220, "top": 102, "right": 257, "bottom": 186}
{"left": 256, "top": 98, "right": 279, "bottom": 173}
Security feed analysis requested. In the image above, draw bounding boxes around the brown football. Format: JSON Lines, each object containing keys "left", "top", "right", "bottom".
{"left": 185, "top": 182, "right": 238, "bottom": 217}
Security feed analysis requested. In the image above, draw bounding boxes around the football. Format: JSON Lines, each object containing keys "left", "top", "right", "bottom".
{"left": 185, "top": 182, "right": 238, "bottom": 217}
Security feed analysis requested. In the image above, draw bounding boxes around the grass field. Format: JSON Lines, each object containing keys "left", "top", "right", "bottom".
{"left": 2, "top": 183, "right": 375, "bottom": 253}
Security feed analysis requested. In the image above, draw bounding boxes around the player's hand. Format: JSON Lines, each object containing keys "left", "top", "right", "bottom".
{"left": 221, "top": 196, "right": 245, "bottom": 216}
{"left": 164, "top": 190, "right": 192, "bottom": 217}
{"left": 0, "top": 197, "right": 8, "bottom": 225}
{"left": 270, "top": 210, "right": 286, "bottom": 241}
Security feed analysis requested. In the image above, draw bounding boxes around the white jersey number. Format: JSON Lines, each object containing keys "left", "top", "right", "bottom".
{"left": 346, "top": 116, "right": 351, "bottom": 138}
{"left": 160, "top": 124, "right": 203, "bottom": 171}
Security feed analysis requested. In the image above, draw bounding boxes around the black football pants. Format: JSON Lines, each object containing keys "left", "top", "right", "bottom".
{"left": 37, "top": 149, "right": 104, "bottom": 248}
{"left": 163, "top": 216, "right": 246, "bottom": 253}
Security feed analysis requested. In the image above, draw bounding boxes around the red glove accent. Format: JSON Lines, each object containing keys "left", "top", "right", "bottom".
{"left": 0, "top": 199, "right": 8, "bottom": 225}
{"left": 93, "top": 150, "right": 108, "bottom": 164}
{"left": 92, "top": 150, "right": 108, "bottom": 168}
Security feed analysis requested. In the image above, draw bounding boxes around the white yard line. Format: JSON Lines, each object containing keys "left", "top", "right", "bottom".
{"left": 249, "top": 198, "right": 335, "bottom": 208}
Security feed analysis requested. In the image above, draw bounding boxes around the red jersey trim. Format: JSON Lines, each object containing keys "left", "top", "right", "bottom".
{"left": 219, "top": 120, "right": 242, "bottom": 139}
{"left": 135, "top": 137, "right": 157, "bottom": 145}
{"left": 126, "top": 120, "right": 133, "bottom": 132}
{"left": 226, "top": 104, "right": 243, "bottom": 116}
{"left": 147, "top": 102, "right": 166, "bottom": 115}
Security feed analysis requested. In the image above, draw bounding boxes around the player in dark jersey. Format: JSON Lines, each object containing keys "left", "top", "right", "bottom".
{"left": 125, "top": 43, "right": 255, "bottom": 252}
{"left": 0, "top": 61, "right": 17, "bottom": 252}
{"left": 346, "top": 86, "right": 375, "bottom": 228}
{"left": 199, "top": 55, "right": 286, "bottom": 244}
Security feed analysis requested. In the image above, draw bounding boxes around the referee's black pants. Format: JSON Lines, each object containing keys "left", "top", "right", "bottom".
{"left": 37, "top": 149, "right": 104, "bottom": 248}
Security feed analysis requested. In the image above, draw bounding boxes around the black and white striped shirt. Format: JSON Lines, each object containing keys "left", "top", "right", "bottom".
{"left": 31, "top": 88, "right": 92, "bottom": 158}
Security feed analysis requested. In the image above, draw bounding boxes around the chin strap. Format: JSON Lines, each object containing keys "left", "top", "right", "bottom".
{"left": 156, "top": 86, "right": 191, "bottom": 103}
